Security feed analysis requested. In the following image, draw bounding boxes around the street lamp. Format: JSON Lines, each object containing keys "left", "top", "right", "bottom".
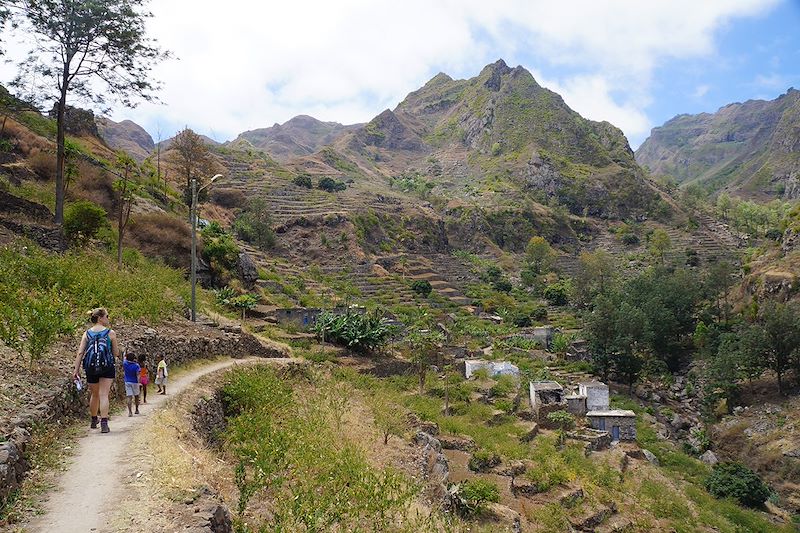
{"left": 191, "top": 173, "right": 223, "bottom": 322}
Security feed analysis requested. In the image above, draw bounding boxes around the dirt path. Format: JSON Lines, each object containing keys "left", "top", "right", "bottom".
{"left": 24, "top": 357, "right": 288, "bottom": 533}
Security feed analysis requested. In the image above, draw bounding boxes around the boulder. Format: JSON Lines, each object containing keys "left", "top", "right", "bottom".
{"left": 642, "top": 449, "right": 659, "bottom": 466}
{"left": 671, "top": 413, "right": 690, "bottom": 431}
{"left": 492, "top": 459, "right": 530, "bottom": 477}
{"left": 484, "top": 502, "right": 521, "bottom": 533}
{"left": 699, "top": 450, "right": 719, "bottom": 465}
{"left": 237, "top": 252, "right": 259, "bottom": 288}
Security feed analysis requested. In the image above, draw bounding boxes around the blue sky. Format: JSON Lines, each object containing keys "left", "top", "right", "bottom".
{"left": 2, "top": 0, "right": 798, "bottom": 149}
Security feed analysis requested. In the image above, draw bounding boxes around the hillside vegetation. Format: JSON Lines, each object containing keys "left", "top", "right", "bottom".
{"left": 636, "top": 88, "right": 800, "bottom": 200}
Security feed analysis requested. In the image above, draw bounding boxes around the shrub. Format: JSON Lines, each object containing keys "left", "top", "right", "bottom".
{"left": 202, "top": 223, "right": 239, "bottom": 271}
{"left": 621, "top": 233, "right": 640, "bottom": 246}
{"left": 493, "top": 278, "right": 513, "bottom": 293}
{"left": 293, "top": 173, "right": 313, "bottom": 189}
{"left": 410, "top": 279, "right": 432, "bottom": 297}
{"left": 547, "top": 410, "right": 575, "bottom": 431}
{"left": 765, "top": 228, "right": 783, "bottom": 241}
{"left": 704, "top": 462, "right": 771, "bottom": 507}
{"left": 543, "top": 280, "right": 571, "bottom": 306}
{"left": 63, "top": 200, "right": 109, "bottom": 244}
{"left": 452, "top": 479, "right": 500, "bottom": 516}
{"left": 210, "top": 188, "right": 246, "bottom": 208}
{"left": 318, "top": 176, "right": 346, "bottom": 192}
{"left": 468, "top": 450, "right": 501, "bottom": 472}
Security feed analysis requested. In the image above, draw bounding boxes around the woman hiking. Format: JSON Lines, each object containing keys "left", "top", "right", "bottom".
{"left": 72, "top": 308, "right": 119, "bottom": 434}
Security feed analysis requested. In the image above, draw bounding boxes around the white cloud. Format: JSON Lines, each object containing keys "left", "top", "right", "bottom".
{"left": 693, "top": 84, "right": 711, "bottom": 98}
{"left": 0, "top": 0, "right": 782, "bottom": 148}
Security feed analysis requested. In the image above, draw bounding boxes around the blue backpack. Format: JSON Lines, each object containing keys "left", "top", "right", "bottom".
{"left": 83, "top": 329, "right": 114, "bottom": 374}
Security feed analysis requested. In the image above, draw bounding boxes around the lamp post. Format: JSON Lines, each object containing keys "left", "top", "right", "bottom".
{"left": 191, "top": 173, "right": 223, "bottom": 322}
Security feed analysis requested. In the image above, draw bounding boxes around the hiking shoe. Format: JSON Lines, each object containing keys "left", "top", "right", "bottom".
{"left": 100, "top": 419, "right": 110, "bottom": 433}
{"left": 90, "top": 416, "right": 99, "bottom": 429}
{"left": 134, "top": 409, "right": 139, "bottom": 415}
{"left": 128, "top": 412, "right": 133, "bottom": 417}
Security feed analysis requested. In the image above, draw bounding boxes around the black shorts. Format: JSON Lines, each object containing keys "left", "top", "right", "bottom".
{"left": 86, "top": 367, "right": 116, "bottom": 384}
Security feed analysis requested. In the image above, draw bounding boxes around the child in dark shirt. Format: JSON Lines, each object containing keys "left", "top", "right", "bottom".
{"left": 122, "top": 351, "right": 141, "bottom": 416}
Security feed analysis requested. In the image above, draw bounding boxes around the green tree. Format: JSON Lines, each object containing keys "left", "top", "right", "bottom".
{"left": 229, "top": 294, "right": 258, "bottom": 324}
{"left": 9, "top": 0, "right": 166, "bottom": 224}
{"left": 371, "top": 392, "right": 406, "bottom": 445}
{"left": 410, "top": 279, "right": 432, "bottom": 297}
{"left": 233, "top": 197, "right": 275, "bottom": 251}
{"left": 574, "top": 250, "right": 616, "bottom": 306}
{"left": 292, "top": 173, "right": 313, "bottom": 188}
{"left": 406, "top": 327, "right": 444, "bottom": 393}
{"left": 716, "top": 193, "right": 733, "bottom": 221}
{"left": 649, "top": 229, "right": 672, "bottom": 265}
{"left": 759, "top": 301, "right": 800, "bottom": 394}
{"left": 524, "top": 236, "right": 555, "bottom": 276}
{"left": 113, "top": 151, "right": 141, "bottom": 269}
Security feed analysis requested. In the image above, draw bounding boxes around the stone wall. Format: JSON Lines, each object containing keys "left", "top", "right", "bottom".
{"left": 0, "top": 378, "right": 86, "bottom": 504}
{"left": 1, "top": 323, "right": 288, "bottom": 506}
{"left": 113, "top": 324, "right": 288, "bottom": 400}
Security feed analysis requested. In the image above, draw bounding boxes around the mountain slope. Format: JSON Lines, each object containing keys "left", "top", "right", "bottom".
{"left": 96, "top": 117, "right": 155, "bottom": 162}
{"left": 636, "top": 88, "right": 800, "bottom": 200}
{"left": 301, "top": 59, "right": 660, "bottom": 220}
{"left": 230, "top": 115, "right": 359, "bottom": 162}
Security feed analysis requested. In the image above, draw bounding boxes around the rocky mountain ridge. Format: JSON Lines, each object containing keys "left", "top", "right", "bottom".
{"left": 636, "top": 88, "right": 800, "bottom": 200}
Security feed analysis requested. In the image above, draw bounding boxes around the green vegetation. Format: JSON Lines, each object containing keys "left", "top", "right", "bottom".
{"left": 232, "top": 198, "right": 275, "bottom": 251}
{"left": 318, "top": 176, "right": 347, "bottom": 192}
{"left": 292, "top": 173, "right": 313, "bottom": 188}
{"left": 221, "top": 367, "right": 418, "bottom": 532}
{"left": 451, "top": 479, "right": 500, "bottom": 516}
{"left": 410, "top": 279, "right": 432, "bottom": 297}
{"left": 704, "top": 462, "right": 771, "bottom": 508}
{"left": 312, "top": 310, "right": 392, "bottom": 352}
{"left": 201, "top": 221, "right": 240, "bottom": 278}
{"left": 63, "top": 200, "right": 109, "bottom": 244}
{"left": 0, "top": 242, "right": 190, "bottom": 360}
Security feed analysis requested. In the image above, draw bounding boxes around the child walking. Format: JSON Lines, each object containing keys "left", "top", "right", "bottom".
{"left": 138, "top": 354, "right": 149, "bottom": 404}
{"left": 122, "top": 351, "right": 141, "bottom": 416}
{"left": 156, "top": 356, "right": 168, "bottom": 395}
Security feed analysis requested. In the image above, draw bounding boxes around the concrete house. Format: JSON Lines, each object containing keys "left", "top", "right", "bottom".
{"left": 529, "top": 381, "right": 565, "bottom": 420}
{"left": 586, "top": 410, "right": 636, "bottom": 441}
{"left": 464, "top": 359, "right": 520, "bottom": 379}
{"left": 578, "top": 381, "right": 610, "bottom": 411}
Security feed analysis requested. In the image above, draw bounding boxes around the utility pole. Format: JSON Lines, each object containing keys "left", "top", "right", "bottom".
{"left": 190, "top": 174, "right": 222, "bottom": 322}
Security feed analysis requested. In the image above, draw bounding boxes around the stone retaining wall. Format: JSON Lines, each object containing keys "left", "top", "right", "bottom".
{"left": 0, "top": 323, "right": 288, "bottom": 508}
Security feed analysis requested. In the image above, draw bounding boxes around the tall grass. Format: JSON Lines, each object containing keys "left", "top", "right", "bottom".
{"left": 0, "top": 242, "right": 191, "bottom": 360}
{"left": 221, "top": 367, "right": 420, "bottom": 532}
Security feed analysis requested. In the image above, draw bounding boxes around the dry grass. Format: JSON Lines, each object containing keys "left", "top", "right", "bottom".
{"left": 127, "top": 212, "right": 193, "bottom": 269}
{"left": 1, "top": 119, "right": 52, "bottom": 158}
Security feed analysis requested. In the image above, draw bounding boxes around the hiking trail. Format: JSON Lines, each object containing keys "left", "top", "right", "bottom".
{"left": 24, "top": 357, "right": 289, "bottom": 533}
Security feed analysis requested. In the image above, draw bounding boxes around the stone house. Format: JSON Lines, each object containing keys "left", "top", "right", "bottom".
{"left": 274, "top": 307, "right": 322, "bottom": 328}
{"left": 586, "top": 410, "right": 636, "bottom": 441}
{"left": 529, "top": 381, "right": 565, "bottom": 420}
{"left": 565, "top": 394, "right": 587, "bottom": 417}
{"left": 578, "top": 381, "right": 610, "bottom": 411}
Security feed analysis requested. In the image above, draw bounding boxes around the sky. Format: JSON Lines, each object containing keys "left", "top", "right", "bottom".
{"left": 2, "top": 0, "right": 800, "bottom": 149}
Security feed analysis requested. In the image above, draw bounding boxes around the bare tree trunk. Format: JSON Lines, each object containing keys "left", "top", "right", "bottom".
{"left": 54, "top": 84, "right": 68, "bottom": 225}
